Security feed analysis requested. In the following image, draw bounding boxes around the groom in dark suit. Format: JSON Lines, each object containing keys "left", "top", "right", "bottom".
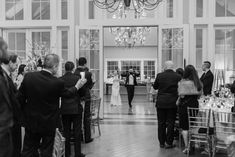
{"left": 18, "top": 54, "right": 87, "bottom": 157}
{"left": 200, "top": 61, "right": 214, "bottom": 96}
{"left": 121, "top": 67, "right": 140, "bottom": 109}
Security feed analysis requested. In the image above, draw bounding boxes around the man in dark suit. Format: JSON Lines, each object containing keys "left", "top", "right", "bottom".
{"left": 60, "top": 61, "right": 85, "bottom": 157}
{"left": 74, "top": 57, "right": 94, "bottom": 143}
{"left": 121, "top": 67, "right": 140, "bottom": 109}
{"left": 18, "top": 54, "right": 87, "bottom": 157}
{"left": 200, "top": 61, "right": 214, "bottom": 96}
{"left": 0, "top": 38, "right": 15, "bottom": 157}
{"left": 153, "top": 61, "right": 181, "bottom": 149}
{"left": 1, "top": 52, "right": 22, "bottom": 157}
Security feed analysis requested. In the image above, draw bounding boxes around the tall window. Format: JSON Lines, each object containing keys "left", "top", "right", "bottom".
{"left": 88, "top": 0, "right": 95, "bottom": 19}
{"left": 32, "top": 31, "right": 50, "bottom": 54}
{"left": 216, "top": 0, "right": 235, "bottom": 17}
{"left": 8, "top": 32, "right": 26, "bottom": 60}
{"left": 162, "top": 28, "right": 184, "bottom": 68}
{"left": 61, "top": 31, "right": 68, "bottom": 74}
{"left": 5, "top": 0, "right": 24, "bottom": 20}
{"left": 196, "top": 29, "right": 203, "bottom": 68}
{"left": 61, "top": 0, "right": 68, "bottom": 19}
{"left": 107, "top": 61, "right": 118, "bottom": 77}
{"left": 32, "top": 0, "right": 50, "bottom": 20}
{"left": 144, "top": 61, "right": 155, "bottom": 79}
{"left": 166, "top": 0, "right": 173, "bottom": 18}
{"left": 196, "top": 0, "right": 203, "bottom": 17}
{"left": 215, "top": 29, "right": 235, "bottom": 83}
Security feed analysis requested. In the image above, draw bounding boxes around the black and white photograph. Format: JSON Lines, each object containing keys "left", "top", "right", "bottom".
{"left": 0, "top": 0, "right": 235, "bottom": 157}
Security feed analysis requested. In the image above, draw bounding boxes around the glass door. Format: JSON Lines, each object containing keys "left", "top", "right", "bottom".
{"left": 77, "top": 26, "right": 104, "bottom": 117}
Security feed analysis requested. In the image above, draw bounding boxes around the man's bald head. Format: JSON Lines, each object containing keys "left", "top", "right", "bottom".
{"left": 164, "top": 60, "right": 174, "bottom": 70}
{"left": 44, "top": 54, "right": 60, "bottom": 75}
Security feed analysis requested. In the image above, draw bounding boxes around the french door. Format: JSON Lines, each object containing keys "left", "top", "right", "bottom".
{"left": 76, "top": 26, "right": 104, "bottom": 118}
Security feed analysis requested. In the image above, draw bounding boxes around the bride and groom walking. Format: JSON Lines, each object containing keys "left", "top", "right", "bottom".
{"left": 110, "top": 68, "right": 140, "bottom": 109}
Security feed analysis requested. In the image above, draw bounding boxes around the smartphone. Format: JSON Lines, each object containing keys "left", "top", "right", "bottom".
{"left": 80, "top": 72, "right": 85, "bottom": 79}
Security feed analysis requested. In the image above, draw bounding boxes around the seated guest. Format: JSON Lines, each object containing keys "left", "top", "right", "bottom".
{"left": 200, "top": 61, "right": 214, "bottom": 96}
{"left": 60, "top": 61, "right": 86, "bottom": 157}
{"left": 18, "top": 54, "right": 87, "bottom": 157}
{"left": 178, "top": 65, "right": 202, "bottom": 154}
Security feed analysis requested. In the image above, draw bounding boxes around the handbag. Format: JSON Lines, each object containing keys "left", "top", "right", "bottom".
{"left": 53, "top": 129, "right": 65, "bottom": 157}
{"left": 178, "top": 80, "right": 202, "bottom": 96}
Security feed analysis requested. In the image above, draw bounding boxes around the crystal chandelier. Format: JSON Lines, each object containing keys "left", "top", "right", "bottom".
{"left": 109, "top": 27, "right": 150, "bottom": 47}
{"left": 93, "top": 0, "right": 164, "bottom": 13}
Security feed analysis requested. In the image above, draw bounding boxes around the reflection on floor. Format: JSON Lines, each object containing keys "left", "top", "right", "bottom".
{"left": 81, "top": 95, "right": 227, "bottom": 157}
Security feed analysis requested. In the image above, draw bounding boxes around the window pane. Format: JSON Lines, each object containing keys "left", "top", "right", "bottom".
{"left": 215, "top": 29, "right": 225, "bottom": 69}
{"left": 41, "top": 2, "right": 50, "bottom": 19}
{"left": 62, "top": 50, "right": 68, "bottom": 61}
{"left": 42, "top": 32, "right": 50, "bottom": 47}
{"left": 166, "top": 0, "right": 173, "bottom": 18}
{"left": 62, "top": 31, "right": 68, "bottom": 49}
{"left": 227, "top": 0, "right": 235, "bottom": 16}
{"left": 61, "top": 0, "right": 68, "bottom": 19}
{"left": 32, "top": 2, "right": 40, "bottom": 20}
{"left": 88, "top": 0, "right": 94, "bottom": 19}
{"left": 16, "top": 33, "right": 25, "bottom": 50}
{"left": 162, "top": 49, "right": 172, "bottom": 67}
{"left": 162, "top": 29, "right": 172, "bottom": 48}
{"left": 8, "top": 33, "right": 15, "bottom": 50}
{"left": 5, "top": 2, "right": 14, "bottom": 20}
{"left": 216, "top": 0, "right": 225, "bottom": 17}
{"left": 196, "top": 29, "right": 203, "bottom": 48}
{"left": 196, "top": 0, "right": 203, "bottom": 17}
{"left": 196, "top": 49, "right": 203, "bottom": 68}
{"left": 173, "top": 28, "right": 183, "bottom": 49}
{"left": 173, "top": 49, "right": 183, "bottom": 68}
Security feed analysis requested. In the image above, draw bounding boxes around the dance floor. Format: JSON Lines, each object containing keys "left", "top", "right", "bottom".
{"left": 80, "top": 95, "right": 227, "bottom": 157}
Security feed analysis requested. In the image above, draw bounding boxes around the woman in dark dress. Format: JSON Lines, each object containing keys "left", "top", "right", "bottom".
{"left": 178, "top": 65, "right": 202, "bottom": 154}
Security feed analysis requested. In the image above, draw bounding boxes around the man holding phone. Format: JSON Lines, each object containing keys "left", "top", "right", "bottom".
{"left": 74, "top": 57, "right": 94, "bottom": 143}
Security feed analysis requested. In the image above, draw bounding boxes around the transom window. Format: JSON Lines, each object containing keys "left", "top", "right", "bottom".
{"left": 216, "top": 0, "right": 235, "bottom": 17}
{"left": 5, "top": 0, "right": 24, "bottom": 20}
{"left": 61, "top": 0, "right": 68, "bottom": 20}
{"left": 32, "top": 0, "right": 50, "bottom": 20}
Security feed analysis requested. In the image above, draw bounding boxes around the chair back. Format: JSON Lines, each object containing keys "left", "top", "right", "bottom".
{"left": 90, "top": 97, "right": 101, "bottom": 120}
{"left": 213, "top": 111, "right": 235, "bottom": 150}
{"left": 187, "top": 107, "right": 211, "bottom": 134}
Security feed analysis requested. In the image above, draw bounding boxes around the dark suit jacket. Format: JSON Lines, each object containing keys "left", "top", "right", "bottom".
{"left": 153, "top": 69, "right": 181, "bottom": 108}
{"left": 18, "top": 70, "right": 78, "bottom": 134}
{"left": 121, "top": 72, "right": 140, "bottom": 86}
{"left": 200, "top": 70, "right": 214, "bottom": 96}
{"left": 74, "top": 67, "right": 93, "bottom": 99}
{"left": 0, "top": 67, "right": 13, "bottom": 133}
{"left": 60, "top": 72, "right": 85, "bottom": 115}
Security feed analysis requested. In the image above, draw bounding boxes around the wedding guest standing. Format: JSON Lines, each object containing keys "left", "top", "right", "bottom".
{"left": 200, "top": 61, "right": 214, "bottom": 96}
{"left": 0, "top": 39, "right": 15, "bottom": 157}
{"left": 18, "top": 54, "right": 87, "bottom": 157}
{"left": 74, "top": 57, "right": 94, "bottom": 143}
{"left": 121, "top": 67, "right": 140, "bottom": 109}
{"left": 60, "top": 61, "right": 85, "bottom": 157}
{"left": 110, "top": 70, "right": 122, "bottom": 106}
{"left": 178, "top": 65, "right": 202, "bottom": 154}
{"left": 153, "top": 61, "right": 181, "bottom": 149}
{"left": 15, "top": 64, "right": 26, "bottom": 89}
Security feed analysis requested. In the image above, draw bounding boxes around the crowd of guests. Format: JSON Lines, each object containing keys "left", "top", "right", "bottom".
{"left": 153, "top": 60, "right": 214, "bottom": 153}
{"left": 0, "top": 38, "right": 94, "bottom": 157}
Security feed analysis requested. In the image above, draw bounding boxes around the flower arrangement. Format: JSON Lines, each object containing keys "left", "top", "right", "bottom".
{"left": 25, "top": 39, "right": 51, "bottom": 71}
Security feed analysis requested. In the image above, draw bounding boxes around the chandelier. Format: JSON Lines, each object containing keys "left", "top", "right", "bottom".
{"left": 93, "top": 0, "right": 164, "bottom": 15}
{"left": 109, "top": 27, "right": 150, "bottom": 47}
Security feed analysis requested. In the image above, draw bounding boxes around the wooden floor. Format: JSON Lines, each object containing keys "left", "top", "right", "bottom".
{"left": 80, "top": 95, "right": 227, "bottom": 157}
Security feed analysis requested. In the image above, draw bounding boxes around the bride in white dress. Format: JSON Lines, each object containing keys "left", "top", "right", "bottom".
{"left": 111, "top": 70, "right": 122, "bottom": 106}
